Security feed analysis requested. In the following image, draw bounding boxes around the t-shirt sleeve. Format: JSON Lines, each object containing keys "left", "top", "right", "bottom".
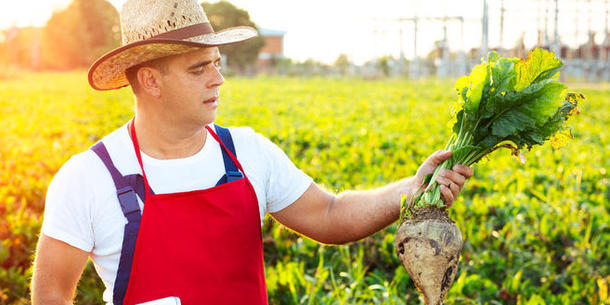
{"left": 254, "top": 132, "right": 313, "bottom": 213}
{"left": 41, "top": 153, "right": 96, "bottom": 252}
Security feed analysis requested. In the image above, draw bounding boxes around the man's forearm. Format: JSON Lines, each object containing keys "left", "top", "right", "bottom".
{"left": 322, "top": 177, "right": 417, "bottom": 244}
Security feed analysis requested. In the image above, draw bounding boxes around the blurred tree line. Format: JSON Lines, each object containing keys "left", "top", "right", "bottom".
{"left": 0, "top": 0, "right": 120, "bottom": 70}
{"left": 0, "top": 0, "right": 262, "bottom": 71}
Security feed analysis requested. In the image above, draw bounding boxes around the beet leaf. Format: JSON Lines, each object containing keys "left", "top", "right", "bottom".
{"left": 402, "top": 48, "right": 584, "bottom": 217}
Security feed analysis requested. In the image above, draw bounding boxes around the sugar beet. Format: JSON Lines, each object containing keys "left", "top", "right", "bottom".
{"left": 394, "top": 207, "right": 462, "bottom": 305}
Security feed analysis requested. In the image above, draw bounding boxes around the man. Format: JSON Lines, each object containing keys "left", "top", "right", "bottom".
{"left": 31, "top": 0, "right": 473, "bottom": 304}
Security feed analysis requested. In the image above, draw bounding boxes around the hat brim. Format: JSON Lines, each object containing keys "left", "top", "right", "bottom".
{"left": 88, "top": 26, "right": 257, "bottom": 91}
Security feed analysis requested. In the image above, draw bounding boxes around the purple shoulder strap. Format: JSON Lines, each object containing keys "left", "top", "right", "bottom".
{"left": 90, "top": 141, "right": 143, "bottom": 305}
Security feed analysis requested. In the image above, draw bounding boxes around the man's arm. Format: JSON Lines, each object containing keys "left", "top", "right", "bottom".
{"left": 271, "top": 150, "right": 474, "bottom": 244}
{"left": 31, "top": 234, "right": 89, "bottom": 305}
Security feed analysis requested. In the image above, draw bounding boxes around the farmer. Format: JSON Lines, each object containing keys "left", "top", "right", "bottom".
{"left": 31, "top": 0, "right": 473, "bottom": 304}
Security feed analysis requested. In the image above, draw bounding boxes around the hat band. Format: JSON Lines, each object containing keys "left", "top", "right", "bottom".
{"left": 151, "top": 22, "right": 214, "bottom": 40}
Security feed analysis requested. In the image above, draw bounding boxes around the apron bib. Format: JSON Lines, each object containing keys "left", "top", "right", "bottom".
{"left": 118, "top": 121, "right": 267, "bottom": 305}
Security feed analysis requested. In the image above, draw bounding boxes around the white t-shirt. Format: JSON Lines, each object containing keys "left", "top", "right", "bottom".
{"left": 41, "top": 123, "right": 313, "bottom": 304}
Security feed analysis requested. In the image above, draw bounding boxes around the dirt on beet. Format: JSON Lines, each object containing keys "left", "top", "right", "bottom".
{"left": 405, "top": 206, "right": 454, "bottom": 224}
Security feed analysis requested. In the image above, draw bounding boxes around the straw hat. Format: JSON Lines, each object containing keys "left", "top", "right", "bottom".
{"left": 88, "top": 0, "right": 258, "bottom": 91}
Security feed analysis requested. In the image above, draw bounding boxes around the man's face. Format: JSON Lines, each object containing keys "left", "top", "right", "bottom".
{"left": 158, "top": 47, "right": 224, "bottom": 128}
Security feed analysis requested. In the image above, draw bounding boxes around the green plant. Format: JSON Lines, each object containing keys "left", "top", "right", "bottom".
{"left": 405, "top": 49, "right": 583, "bottom": 215}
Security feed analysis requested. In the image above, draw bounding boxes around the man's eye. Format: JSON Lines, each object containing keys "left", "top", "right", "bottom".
{"left": 214, "top": 61, "right": 222, "bottom": 70}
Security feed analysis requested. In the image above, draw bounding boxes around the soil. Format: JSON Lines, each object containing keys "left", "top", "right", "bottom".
{"left": 406, "top": 206, "right": 454, "bottom": 224}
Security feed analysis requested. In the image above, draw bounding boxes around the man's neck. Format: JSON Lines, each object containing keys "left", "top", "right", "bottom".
{"left": 132, "top": 112, "right": 207, "bottom": 160}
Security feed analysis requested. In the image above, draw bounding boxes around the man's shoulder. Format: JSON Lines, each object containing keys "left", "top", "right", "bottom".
{"left": 45, "top": 148, "right": 110, "bottom": 210}
{"left": 224, "top": 125, "right": 273, "bottom": 143}
{"left": 49, "top": 123, "right": 131, "bottom": 191}
{"left": 51, "top": 148, "right": 107, "bottom": 187}
{"left": 224, "top": 125, "right": 276, "bottom": 152}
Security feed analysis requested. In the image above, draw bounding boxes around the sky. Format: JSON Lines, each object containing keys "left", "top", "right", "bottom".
{"left": 1, "top": 0, "right": 608, "bottom": 64}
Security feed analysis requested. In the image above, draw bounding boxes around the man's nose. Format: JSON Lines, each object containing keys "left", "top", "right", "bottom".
{"left": 208, "top": 66, "right": 224, "bottom": 88}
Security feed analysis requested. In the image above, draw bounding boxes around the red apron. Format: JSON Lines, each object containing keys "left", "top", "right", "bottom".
{"left": 122, "top": 122, "right": 268, "bottom": 305}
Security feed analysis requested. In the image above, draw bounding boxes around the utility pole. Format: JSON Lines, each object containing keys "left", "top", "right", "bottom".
{"left": 537, "top": 0, "right": 547, "bottom": 47}
{"left": 544, "top": 0, "right": 550, "bottom": 47}
{"left": 411, "top": 0, "right": 420, "bottom": 79}
{"left": 399, "top": 26, "right": 406, "bottom": 75}
{"left": 572, "top": 1, "right": 583, "bottom": 79}
{"left": 552, "top": 0, "right": 560, "bottom": 57}
{"left": 437, "top": 2, "right": 450, "bottom": 78}
{"left": 602, "top": 0, "right": 610, "bottom": 81}
{"left": 574, "top": 4, "right": 579, "bottom": 50}
{"left": 586, "top": 0, "right": 594, "bottom": 81}
{"left": 603, "top": 0, "right": 610, "bottom": 60}
{"left": 458, "top": 17, "right": 467, "bottom": 75}
{"left": 438, "top": 17, "right": 449, "bottom": 77}
{"left": 481, "top": 0, "right": 489, "bottom": 58}
{"left": 499, "top": 0, "right": 505, "bottom": 50}
{"left": 587, "top": 0, "right": 593, "bottom": 61}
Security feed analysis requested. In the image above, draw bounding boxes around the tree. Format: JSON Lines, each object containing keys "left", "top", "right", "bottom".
{"left": 334, "top": 54, "right": 350, "bottom": 75}
{"left": 377, "top": 56, "right": 390, "bottom": 77}
{"left": 12, "top": 27, "right": 42, "bottom": 69}
{"left": 41, "top": 4, "right": 86, "bottom": 69}
{"left": 78, "top": 0, "right": 121, "bottom": 64}
{"left": 202, "top": 1, "right": 264, "bottom": 70}
{"left": 41, "top": 0, "right": 119, "bottom": 69}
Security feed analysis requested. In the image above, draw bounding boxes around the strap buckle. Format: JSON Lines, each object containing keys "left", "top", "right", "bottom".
{"left": 226, "top": 171, "right": 243, "bottom": 182}
{"left": 117, "top": 186, "right": 141, "bottom": 218}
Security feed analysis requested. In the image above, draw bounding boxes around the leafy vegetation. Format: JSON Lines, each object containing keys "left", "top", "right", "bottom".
{"left": 407, "top": 49, "right": 583, "bottom": 212}
{"left": 0, "top": 72, "right": 608, "bottom": 304}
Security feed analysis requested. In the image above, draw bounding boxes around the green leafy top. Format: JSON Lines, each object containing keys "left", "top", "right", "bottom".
{"left": 452, "top": 48, "right": 581, "bottom": 152}
{"left": 402, "top": 48, "right": 584, "bottom": 215}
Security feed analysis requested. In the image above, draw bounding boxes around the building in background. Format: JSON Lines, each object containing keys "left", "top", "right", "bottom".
{"left": 257, "top": 28, "right": 285, "bottom": 70}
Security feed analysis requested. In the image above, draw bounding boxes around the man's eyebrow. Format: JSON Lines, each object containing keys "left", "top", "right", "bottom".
{"left": 187, "top": 57, "right": 221, "bottom": 70}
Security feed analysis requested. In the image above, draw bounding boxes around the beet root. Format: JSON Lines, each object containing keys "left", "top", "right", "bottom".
{"left": 394, "top": 207, "right": 463, "bottom": 305}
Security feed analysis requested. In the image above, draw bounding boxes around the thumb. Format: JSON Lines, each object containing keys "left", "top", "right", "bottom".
{"left": 424, "top": 150, "right": 452, "bottom": 167}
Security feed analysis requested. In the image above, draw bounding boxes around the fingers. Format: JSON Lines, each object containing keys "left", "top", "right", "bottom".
{"left": 435, "top": 175, "right": 453, "bottom": 188}
{"left": 440, "top": 185, "right": 454, "bottom": 206}
{"left": 438, "top": 169, "right": 465, "bottom": 187}
{"left": 435, "top": 164, "right": 474, "bottom": 208}
{"left": 415, "top": 150, "right": 452, "bottom": 184}
{"left": 417, "top": 151, "right": 475, "bottom": 208}
{"left": 452, "top": 164, "right": 474, "bottom": 179}
{"left": 449, "top": 180, "right": 460, "bottom": 197}
{"left": 424, "top": 150, "right": 452, "bottom": 167}
{"left": 435, "top": 175, "right": 460, "bottom": 202}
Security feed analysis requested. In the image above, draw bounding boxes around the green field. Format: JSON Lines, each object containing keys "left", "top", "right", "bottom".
{"left": 1, "top": 72, "right": 609, "bottom": 304}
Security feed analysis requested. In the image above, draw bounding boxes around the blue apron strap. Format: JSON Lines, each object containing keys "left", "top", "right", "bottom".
{"left": 125, "top": 174, "right": 153, "bottom": 200}
{"left": 91, "top": 141, "right": 142, "bottom": 305}
{"left": 91, "top": 142, "right": 127, "bottom": 189}
{"left": 214, "top": 124, "right": 243, "bottom": 185}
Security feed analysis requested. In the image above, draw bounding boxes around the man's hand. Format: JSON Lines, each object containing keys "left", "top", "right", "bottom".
{"left": 415, "top": 150, "right": 474, "bottom": 207}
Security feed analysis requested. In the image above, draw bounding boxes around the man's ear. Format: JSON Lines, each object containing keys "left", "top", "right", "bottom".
{"left": 137, "top": 67, "right": 162, "bottom": 97}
